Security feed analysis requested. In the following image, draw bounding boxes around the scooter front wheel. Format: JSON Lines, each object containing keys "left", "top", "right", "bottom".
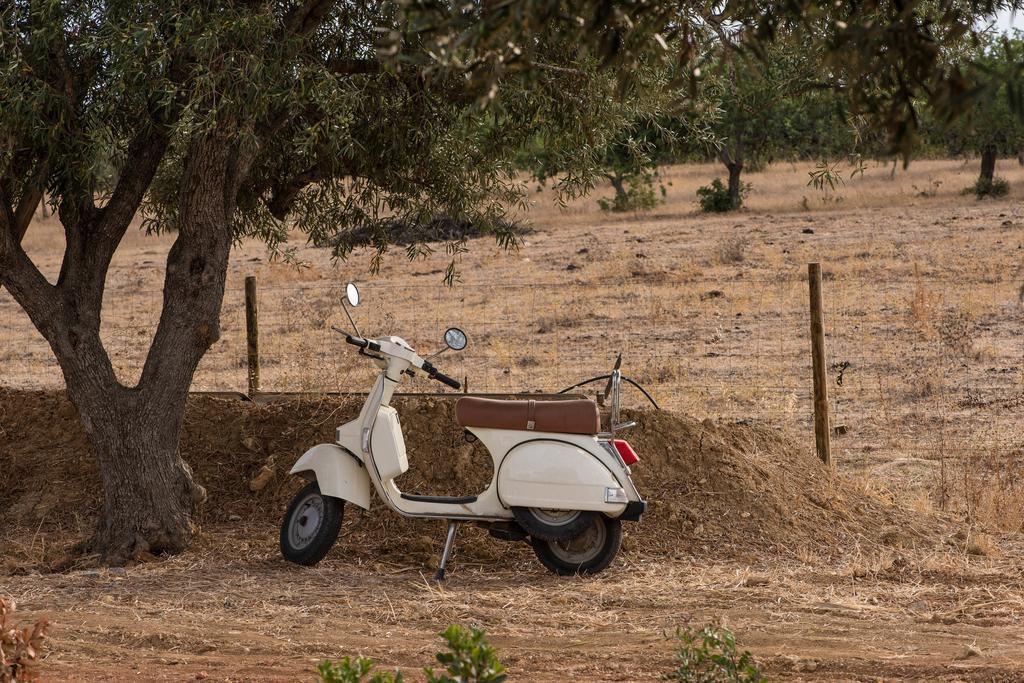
{"left": 530, "top": 514, "right": 622, "bottom": 576}
{"left": 280, "top": 480, "right": 344, "bottom": 566}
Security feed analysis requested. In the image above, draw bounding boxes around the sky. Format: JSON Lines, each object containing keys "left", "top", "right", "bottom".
{"left": 990, "top": 9, "right": 1024, "bottom": 33}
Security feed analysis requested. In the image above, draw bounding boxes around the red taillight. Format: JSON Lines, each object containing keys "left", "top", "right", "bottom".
{"left": 612, "top": 439, "right": 639, "bottom": 466}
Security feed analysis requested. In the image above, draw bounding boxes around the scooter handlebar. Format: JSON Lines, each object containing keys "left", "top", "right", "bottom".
{"left": 431, "top": 371, "right": 461, "bottom": 390}
{"left": 344, "top": 334, "right": 382, "bottom": 352}
{"left": 342, "top": 333, "right": 456, "bottom": 387}
{"left": 421, "top": 360, "right": 461, "bottom": 390}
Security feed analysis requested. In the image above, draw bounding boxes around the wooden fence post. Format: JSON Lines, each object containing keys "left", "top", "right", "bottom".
{"left": 245, "top": 276, "right": 260, "bottom": 397}
{"left": 808, "top": 263, "right": 832, "bottom": 467}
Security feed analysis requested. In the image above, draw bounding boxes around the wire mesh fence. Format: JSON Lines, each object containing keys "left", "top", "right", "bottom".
{"left": 1, "top": 268, "right": 1021, "bottom": 468}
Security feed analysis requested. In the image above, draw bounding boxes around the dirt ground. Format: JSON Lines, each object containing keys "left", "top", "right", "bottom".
{"left": 8, "top": 547, "right": 1024, "bottom": 682}
{"left": 2, "top": 392, "right": 1022, "bottom": 682}
{"left": 3, "top": 158, "right": 1024, "bottom": 680}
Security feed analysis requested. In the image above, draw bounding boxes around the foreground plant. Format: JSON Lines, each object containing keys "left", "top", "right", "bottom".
{"left": 317, "top": 625, "right": 505, "bottom": 683}
{"left": 0, "top": 598, "right": 48, "bottom": 683}
{"left": 663, "top": 624, "right": 763, "bottom": 682}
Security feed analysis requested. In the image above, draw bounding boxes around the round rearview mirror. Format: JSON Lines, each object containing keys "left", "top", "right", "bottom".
{"left": 345, "top": 282, "right": 360, "bottom": 307}
{"left": 444, "top": 327, "right": 468, "bottom": 351}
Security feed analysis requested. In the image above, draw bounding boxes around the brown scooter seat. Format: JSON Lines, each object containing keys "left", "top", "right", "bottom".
{"left": 455, "top": 397, "right": 601, "bottom": 435}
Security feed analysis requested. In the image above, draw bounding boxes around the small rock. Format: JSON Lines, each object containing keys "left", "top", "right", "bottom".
{"left": 242, "top": 436, "right": 262, "bottom": 452}
{"left": 577, "top": 247, "right": 589, "bottom": 255}
{"left": 565, "top": 263, "right": 579, "bottom": 271}
{"left": 743, "top": 574, "right": 770, "bottom": 587}
{"left": 195, "top": 673, "right": 209, "bottom": 680}
{"left": 965, "top": 542, "right": 988, "bottom": 556}
{"left": 228, "top": 514, "right": 242, "bottom": 522}
{"left": 954, "top": 644, "right": 983, "bottom": 660}
{"left": 700, "top": 289, "right": 724, "bottom": 301}
{"left": 879, "top": 527, "right": 901, "bottom": 545}
{"left": 802, "top": 227, "right": 815, "bottom": 234}
{"left": 249, "top": 465, "right": 275, "bottom": 492}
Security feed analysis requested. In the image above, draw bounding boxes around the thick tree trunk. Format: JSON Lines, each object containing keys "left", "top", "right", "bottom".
{"left": 73, "top": 388, "right": 205, "bottom": 563}
{"left": 727, "top": 162, "right": 743, "bottom": 209}
{"left": 980, "top": 144, "right": 997, "bottom": 184}
{"left": 719, "top": 138, "right": 745, "bottom": 211}
{"left": 608, "top": 174, "right": 627, "bottom": 199}
{"left": 43, "top": 133, "right": 239, "bottom": 566}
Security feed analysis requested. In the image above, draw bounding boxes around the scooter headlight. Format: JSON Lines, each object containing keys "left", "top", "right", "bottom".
{"left": 604, "top": 487, "right": 628, "bottom": 504}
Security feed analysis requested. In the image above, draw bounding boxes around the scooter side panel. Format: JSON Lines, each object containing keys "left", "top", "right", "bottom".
{"left": 289, "top": 443, "right": 371, "bottom": 510}
{"left": 370, "top": 407, "right": 409, "bottom": 481}
{"left": 496, "top": 439, "right": 627, "bottom": 514}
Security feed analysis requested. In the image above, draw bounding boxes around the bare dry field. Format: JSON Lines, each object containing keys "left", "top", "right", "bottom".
{"left": 3, "top": 157, "right": 1024, "bottom": 681}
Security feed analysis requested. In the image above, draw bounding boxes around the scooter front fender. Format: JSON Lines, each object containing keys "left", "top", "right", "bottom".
{"left": 289, "top": 444, "right": 371, "bottom": 510}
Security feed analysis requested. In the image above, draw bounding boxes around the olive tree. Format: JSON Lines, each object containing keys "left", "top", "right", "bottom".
{"left": 2, "top": 0, "right": 1021, "bottom": 565}
{"left": 944, "top": 33, "right": 1024, "bottom": 193}
{"left": 697, "top": 36, "right": 818, "bottom": 208}
{"left": 0, "top": 1, "right": 634, "bottom": 564}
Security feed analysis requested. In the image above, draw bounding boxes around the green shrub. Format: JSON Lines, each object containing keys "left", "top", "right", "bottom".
{"left": 663, "top": 623, "right": 763, "bottom": 682}
{"left": 967, "top": 176, "right": 1009, "bottom": 198}
{"left": 317, "top": 657, "right": 402, "bottom": 683}
{"left": 426, "top": 625, "right": 506, "bottom": 683}
{"left": 696, "top": 178, "right": 748, "bottom": 212}
{"left": 317, "top": 625, "right": 505, "bottom": 683}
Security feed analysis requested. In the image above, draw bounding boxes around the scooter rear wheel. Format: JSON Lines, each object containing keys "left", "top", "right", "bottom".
{"left": 512, "top": 507, "right": 596, "bottom": 541}
{"left": 530, "top": 514, "right": 622, "bottom": 576}
{"left": 280, "top": 480, "right": 344, "bottom": 566}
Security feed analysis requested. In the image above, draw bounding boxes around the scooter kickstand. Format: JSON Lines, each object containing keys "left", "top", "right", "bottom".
{"left": 436, "top": 521, "right": 459, "bottom": 581}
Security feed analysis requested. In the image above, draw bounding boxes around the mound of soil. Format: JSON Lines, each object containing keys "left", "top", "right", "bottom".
{"left": 0, "top": 389, "right": 942, "bottom": 571}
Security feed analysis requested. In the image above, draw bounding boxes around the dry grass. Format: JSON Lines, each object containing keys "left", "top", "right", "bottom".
{"left": 3, "top": 157, "right": 1024, "bottom": 679}
{"left": 3, "top": 525, "right": 1024, "bottom": 681}
{"left": 3, "top": 158, "right": 1024, "bottom": 525}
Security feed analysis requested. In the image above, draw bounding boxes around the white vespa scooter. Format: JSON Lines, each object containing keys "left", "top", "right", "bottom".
{"left": 279, "top": 283, "right": 646, "bottom": 577}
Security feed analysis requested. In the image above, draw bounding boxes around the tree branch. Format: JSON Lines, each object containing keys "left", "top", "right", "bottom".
{"left": 94, "top": 129, "right": 170, "bottom": 242}
{"left": 12, "top": 160, "right": 51, "bottom": 242}
{"left": 327, "top": 57, "right": 382, "bottom": 76}
{"left": 266, "top": 165, "right": 326, "bottom": 220}
{"left": 284, "top": 0, "right": 337, "bottom": 36}
{"left": 0, "top": 197, "right": 59, "bottom": 336}
{"left": 717, "top": 146, "right": 734, "bottom": 168}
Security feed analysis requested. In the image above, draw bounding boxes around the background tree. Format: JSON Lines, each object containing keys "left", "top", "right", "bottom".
{"left": 943, "top": 32, "right": 1024, "bottom": 194}
{"left": 706, "top": 37, "right": 812, "bottom": 208}
{"left": 2, "top": 0, "right": 1023, "bottom": 565}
